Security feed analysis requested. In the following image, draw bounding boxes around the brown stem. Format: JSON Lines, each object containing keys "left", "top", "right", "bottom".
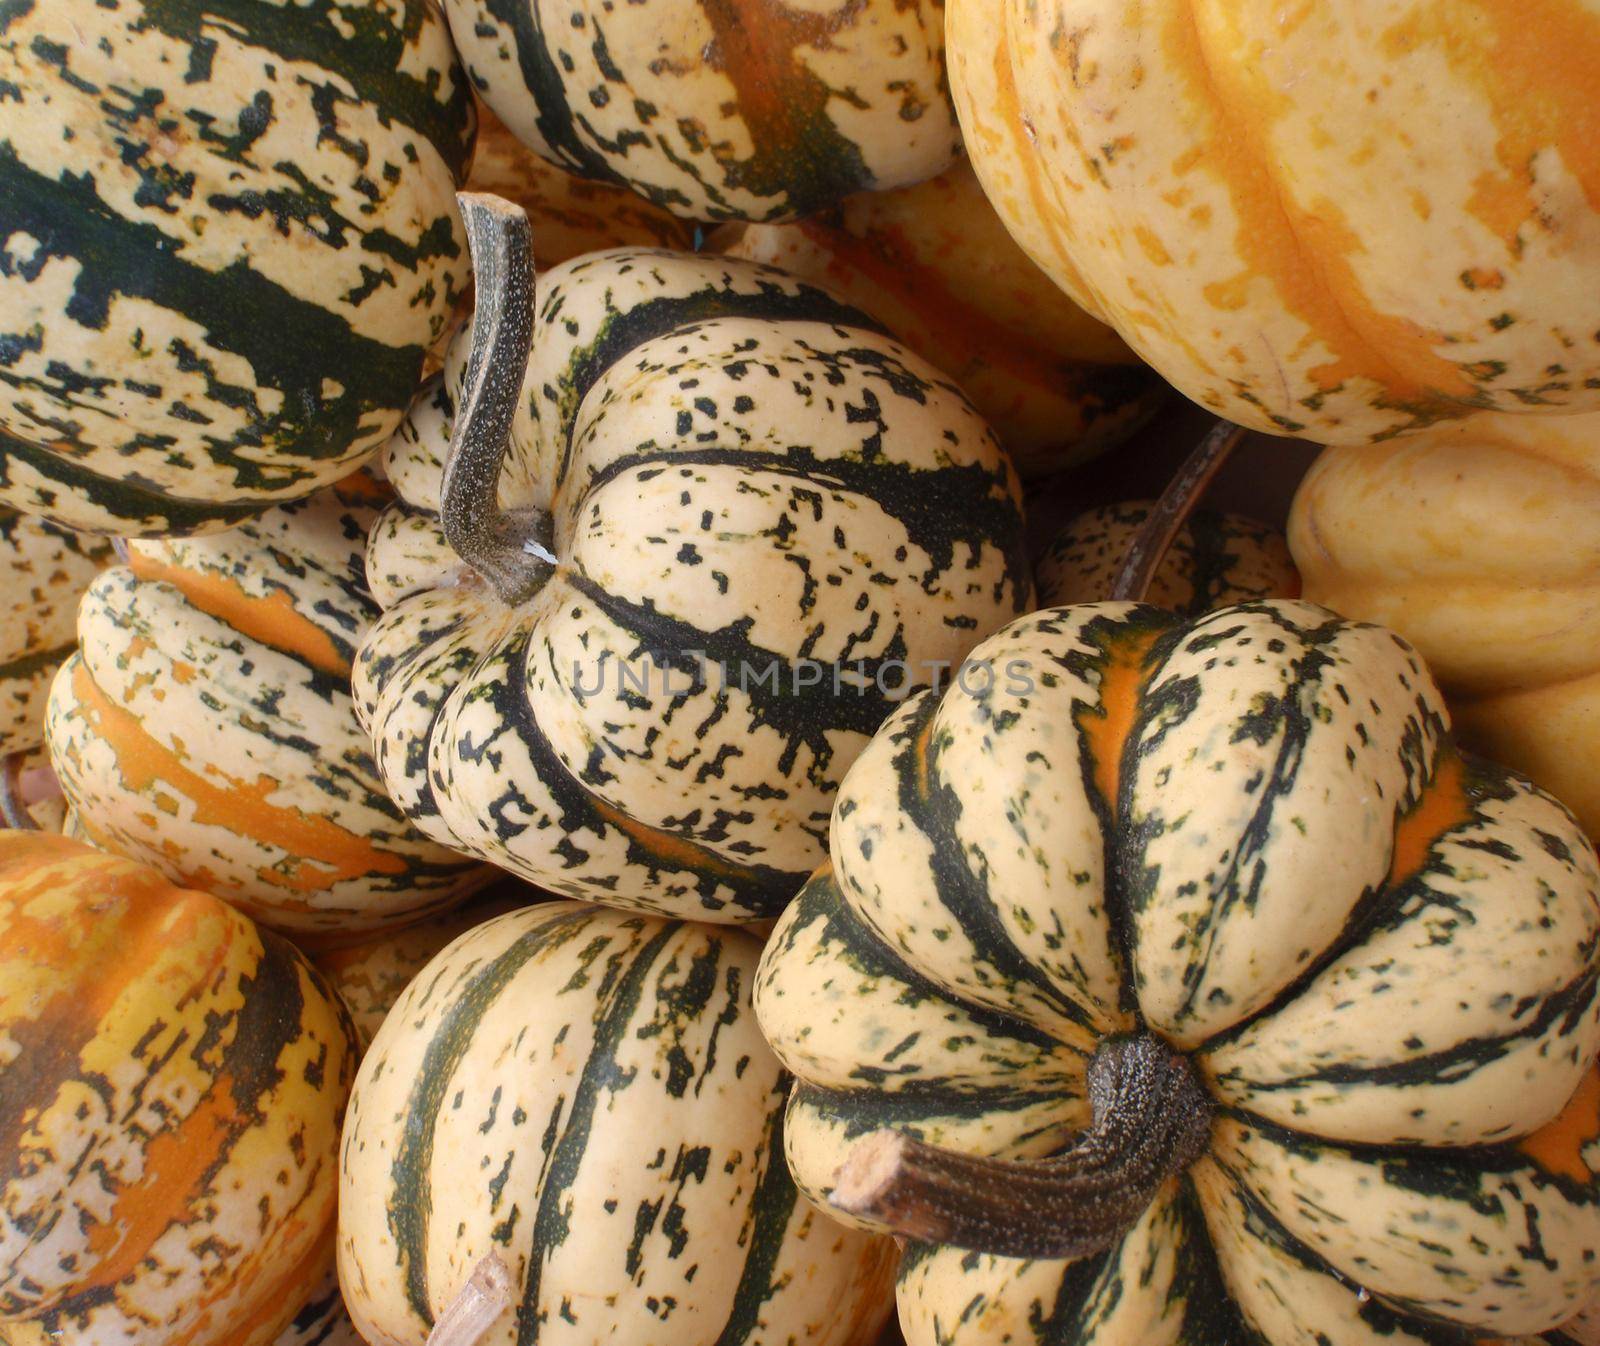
{"left": 1108, "top": 419, "right": 1246, "bottom": 602}
{"left": 831, "top": 1034, "right": 1212, "bottom": 1260}
{"left": 425, "top": 1252, "right": 515, "bottom": 1346}
{"left": 444, "top": 192, "right": 556, "bottom": 606}
{"left": 0, "top": 753, "right": 61, "bottom": 832}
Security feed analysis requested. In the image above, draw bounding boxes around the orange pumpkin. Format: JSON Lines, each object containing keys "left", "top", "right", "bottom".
{"left": 948, "top": 0, "right": 1600, "bottom": 443}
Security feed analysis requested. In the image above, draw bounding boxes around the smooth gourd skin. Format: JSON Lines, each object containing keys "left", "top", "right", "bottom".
{"left": 1290, "top": 411, "right": 1600, "bottom": 844}
{"left": 0, "top": 0, "right": 475, "bottom": 537}
{"left": 1037, "top": 502, "right": 1298, "bottom": 615}
{"left": 45, "top": 474, "right": 488, "bottom": 943}
{"left": 442, "top": 0, "right": 958, "bottom": 223}
{"left": 466, "top": 102, "right": 696, "bottom": 262}
{"left": 0, "top": 833, "right": 359, "bottom": 1346}
{"left": 337, "top": 901, "right": 897, "bottom": 1346}
{"left": 947, "top": 0, "right": 1600, "bottom": 444}
{"left": 0, "top": 509, "right": 112, "bottom": 754}
{"left": 353, "top": 248, "right": 1031, "bottom": 923}
{"left": 754, "top": 599, "right": 1600, "bottom": 1345}
{"left": 725, "top": 160, "right": 1164, "bottom": 477}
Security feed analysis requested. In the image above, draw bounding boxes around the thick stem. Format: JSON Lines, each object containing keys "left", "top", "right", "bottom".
{"left": 425, "top": 1252, "right": 515, "bottom": 1346}
{"left": 444, "top": 192, "right": 556, "bottom": 605}
{"left": 831, "top": 1034, "right": 1212, "bottom": 1260}
{"left": 1108, "top": 419, "right": 1246, "bottom": 603}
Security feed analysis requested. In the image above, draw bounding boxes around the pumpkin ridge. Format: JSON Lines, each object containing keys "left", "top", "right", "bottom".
{"left": 512, "top": 919, "right": 685, "bottom": 1341}
{"left": 890, "top": 695, "right": 1105, "bottom": 1035}
{"left": 705, "top": 1101, "right": 801, "bottom": 1346}
{"left": 385, "top": 905, "right": 599, "bottom": 1323}
{"left": 0, "top": 143, "right": 425, "bottom": 482}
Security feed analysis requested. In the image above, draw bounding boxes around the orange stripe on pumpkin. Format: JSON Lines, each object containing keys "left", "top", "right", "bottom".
{"left": 67, "top": 661, "right": 406, "bottom": 894}
{"left": 1162, "top": 4, "right": 1479, "bottom": 411}
{"left": 1384, "top": 749, "right": 1471, "bottom": 890}
{"left": 127, "top": 551, "right": 350, "bottom": 679}
{"left": 1077, "top": 626, "right": 1165, "bottom": 827}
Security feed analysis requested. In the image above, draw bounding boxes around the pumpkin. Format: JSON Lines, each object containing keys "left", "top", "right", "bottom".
{"left": 0, "top": 508, "right": 112, "bottom": 754}
{"left": 467, "top": 101, "right": 696, "bottom": 261}
{"left": 271, "top": 1269, "right": 363, "bottom": 1346}
{"left": 313, "top": 884, "right": 533, "bottom": 1045}
{"left": 45, "top": 472, "right": 488, "bottom": 944}
{"left": 946, "top": 0, "right": 1600, "bottom": 444}
{"left": 725, "top": 159, "right": 1164, "bottom": 477}
{"left": 0, "top": 831, "right": 359, "bottom": 1345}
{"left": 352, "top": 195, "right": 1030, "bottom": 923}
{"left": 337, "top": 900, "right": 897, "bottom": 1346}
{"left": 1038, "top": 501, "right": 1298, "bottom": 616}
{"left": 1290, "top": 410, "right": 1600, "bottom": 844}
{"left": 441, "top": 0, "right": 957, "bottom": 223}
{"left": 0, "top": 0, "right": 475, "bottom": 537}
{"left": 753, "top": 598, "right": 1600, "bottom": 1346}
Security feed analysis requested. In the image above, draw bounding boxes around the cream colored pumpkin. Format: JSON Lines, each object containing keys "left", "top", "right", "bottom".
{"left": 948, "top": 0, "right": 1600, "bottom": 443}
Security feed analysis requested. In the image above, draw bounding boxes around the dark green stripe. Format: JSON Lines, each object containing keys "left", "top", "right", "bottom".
{"left": 0, "top": 639, "right": 76, "bottom": 684}
{"left": 389, "top": 906, "right": 597, "bottom": 1325}
{"left": 710, "top": 1104, "right": 799, "bottom": 1346}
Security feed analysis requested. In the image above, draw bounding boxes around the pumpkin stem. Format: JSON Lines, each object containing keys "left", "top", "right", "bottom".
{"left": 424, "top": 1251, "right": 515, "bottom": 1346}
{"left": 0, "top": 752, "right": 60, "bottom": 832}
{"left": 443, "top": 192, "right": 557, "bottom": 606}
{"left": 1109, "top": 419, "right": 1246, "bottom": 602}
{"left": 831, "top": 1033, "right": 1212, "bottom": 1260}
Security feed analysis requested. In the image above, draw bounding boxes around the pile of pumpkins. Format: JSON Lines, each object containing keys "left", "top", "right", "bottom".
{"left": 3, "top": 4, "right": 1600, "bottom": 1346}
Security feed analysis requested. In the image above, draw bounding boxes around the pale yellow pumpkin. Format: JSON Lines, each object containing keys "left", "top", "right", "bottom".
{"left": 1291, "top": 410, "right": 1600, "bottom": 840}
{"left": 948, "top": 0, "right": 1600, "bottom": 443}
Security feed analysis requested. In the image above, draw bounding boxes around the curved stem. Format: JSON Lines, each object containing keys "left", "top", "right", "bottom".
{"left": 425, "top": 1252, "right": 514, "bottom": 1346}
{"left": 1109, "top": 419, "right": 1246, "bottom": 603}
{"left": 0, "top": 752, "right": 60, "bottom": 832}
{"left": 831, "top": 1034, "right": 1212, "bottom": 1260}
{"left": 444, "top": 192, "right": 556, "bottom": 605}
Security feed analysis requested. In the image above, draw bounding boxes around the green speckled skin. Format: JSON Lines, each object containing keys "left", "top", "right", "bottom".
{"left": 0, "top": 0, "right": 475, "bottom": 535}
{"left": 756, "top": 599, "right": 1600, "bottom": 1346}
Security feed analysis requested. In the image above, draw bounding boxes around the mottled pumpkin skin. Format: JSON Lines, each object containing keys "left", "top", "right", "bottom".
{"left": 1037, "top": 501, "right": 1298, "bottom": 615}
{"left": 726, "top": 160, "right": 1164, "bottom": 476}
{"left": 46, "top": 474, "right": 488, "bottom": 943}
{"left": 947, "top": 0, "right": 1600, "bottom": 444}
{"left": 754, "top": 600, "right": 1600, "bottom": 1346}
{"left": 268, "top": 1267, "right": 363, "bottom": 1346}
{"left": 467, "top": 101, "right": 696, "bottom": 261}
{"left": 1291, "top": 411, "right": 1600, "bottom": 843}
{"left": 0, "top": 509, "right": 112, "bottom": 754}
{"left": 443, "top": 0, "right": 958, "bottom": 223}
{"left": 0, "top": 1, "right": 475, "bottom": 536}
{"left": 354, "top": 248, "right": 1030, "bottom": 923}
{"left": 338, "top": 901, "right": 897, "bottom": 1346}
{"left": 313, "top": 885, "right": 534, "bottom": 1044}
{"left": 0, "top": 833, "right": 359, "bottom": 1346}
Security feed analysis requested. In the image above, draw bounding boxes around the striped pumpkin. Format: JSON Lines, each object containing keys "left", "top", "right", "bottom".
{"left": 270, "top": 1268, "right": 363, "bottom": 1346}
{"left": 442, "top": 0, "right": 958, "bottom": 222}
{"left": 337, "top": 901, "right": 897, "bottom": 1346}
{"left": 1290, "top": 410, "right": 1600, "bottom": 844}
{"left": 353, "top": 233, "right": 1031, "bottom": 923}
{"left": 46, "top": 472, "right": 488, "bottom": 944}
{"left": 0, "top": 509, "right": 112, "bottom": 755}
{"left": 754, "top": 599, "right": 1600, "bottom": 1346}
{"left": 0, "top": 0, "right": 475, "bottom": 536}
{"left": 947, "top": 0, "right": 1600, "bottom": 443}
{"left": 314, "top": 885, "right": 535, "bottom": 1045}
{"left": 466, "top": 102, "right": 695, "bottom": 261}
{"left": 724, "top": 159, "right": 1164, "bottom": 477}
{"left": 1037, "top": 501, "right": 1298, "bottom": 615}
{"left": 0, "top": 832, "right": 359, "bottom": 1346}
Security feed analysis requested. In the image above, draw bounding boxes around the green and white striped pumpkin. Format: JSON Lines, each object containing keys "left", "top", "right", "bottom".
{"left": 442, "top": 0, "right": 958, "bottom": 222}
{"left": 754, "top": 599, "right": 1600, "bottom": 1346}
{"left": 46, "top": 472, "right": 488, "bottom": 943}
{"left": 0, "top": 0, "right": 475, "bottom": 536}
{"left": 337, "top": 901, "right": 897, "bottom": 1346}
{"left": 353, "top": 207, "right": 1030, "bottom": 924}
{"left": 1037, "top": 501, "right": 1299, "bottom": 616}
{"left": 0, "top": 508, "right": 112, "bottom": 754}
